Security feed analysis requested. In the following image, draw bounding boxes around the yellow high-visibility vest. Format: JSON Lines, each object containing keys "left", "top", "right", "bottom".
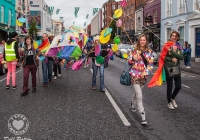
{"left": 5, "top": 41, "right": 16, "bottom": 62}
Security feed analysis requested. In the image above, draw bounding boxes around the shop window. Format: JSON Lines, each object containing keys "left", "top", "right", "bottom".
{"left": 1, "top": 6, "right": 4, "bottom": 23}
{"left": 146, "top": 13, "right": 151, "bottom": 26}
{"left": 153, "top": 10, "right": 157, "bottom": 24}
{"left": 8, "top": 9, "right": 12, "bottom": 25}
{"left": 166, "top": 28, "right": 171, "bottom": 41}
{"left": 179, "top": 26, "right": 184, "bottom": 47}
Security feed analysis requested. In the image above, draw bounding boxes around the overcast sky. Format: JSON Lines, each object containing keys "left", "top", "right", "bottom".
{"left": 45, "top": 0, "right": 121, "bottom": 29}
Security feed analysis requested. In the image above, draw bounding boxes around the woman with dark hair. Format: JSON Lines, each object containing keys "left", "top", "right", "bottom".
{"left": 20, "top": 36, "right": 38, "bottom": 96}
{"left": 128, "top": 34, "right": 154, "bottom": 125}
{"left": 164, "top": 31, "right": 183, "bottom": 109}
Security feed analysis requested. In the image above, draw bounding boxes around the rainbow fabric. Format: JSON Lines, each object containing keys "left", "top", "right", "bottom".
{"left": 38, "top": 39, "right": 50, "bottom": 53}
{"left": 148, "top": 41, "right": 174, "bottom": 87}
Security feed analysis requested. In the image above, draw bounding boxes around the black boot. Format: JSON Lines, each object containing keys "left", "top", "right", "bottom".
{"left": 20, "top": 91, "right": 29, "bottom": 97}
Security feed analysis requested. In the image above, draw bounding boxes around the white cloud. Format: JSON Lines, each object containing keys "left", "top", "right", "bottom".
{"left": 45, "top": 0, "right": 121, "bottom": 29}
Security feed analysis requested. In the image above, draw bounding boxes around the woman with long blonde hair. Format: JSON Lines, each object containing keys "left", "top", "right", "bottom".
{"left": 128, "top": 34, "right": 154, "bottom": 125}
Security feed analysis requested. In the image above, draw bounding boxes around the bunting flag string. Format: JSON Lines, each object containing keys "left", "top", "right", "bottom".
{"left": 74, "top": 7, "right": 80, "bottom": 17}
{"left": 86, "top": 14, "right": 89, "bottom": 19}
{"left": 48, "top": 6, "right": 54, "bottom": 16}
{"left": 93, "top": 8, "right": 99, "bottom": 15}
{"left": 56, "top": 9, "right": 60, "bottom": 14}
{"left": 84, "top": 22, "right": 86, "bottom": 26}
{"left": 73, "top": 22, "right": 75, "bottom": 25}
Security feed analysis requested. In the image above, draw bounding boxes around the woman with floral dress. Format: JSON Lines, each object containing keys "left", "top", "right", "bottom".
{"left": 128, "top": 34, "right": 154, "bottom": 125}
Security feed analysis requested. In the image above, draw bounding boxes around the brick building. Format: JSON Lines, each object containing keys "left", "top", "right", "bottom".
{"left": 121, "top": 0, "right": 148, "bottom": 44}
{"left": 102, "top": 0, "right": 120, "bottom": 29}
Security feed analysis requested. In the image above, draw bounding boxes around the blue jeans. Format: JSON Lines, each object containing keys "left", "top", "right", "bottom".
{"left": 92, "top": 62, "right": 105, "bottom": 90}
{"left": 187, "top": 56, "right": 191, "bottom": 67}
{"left": 42, "top": 59, "right": 53, "bottom": 84}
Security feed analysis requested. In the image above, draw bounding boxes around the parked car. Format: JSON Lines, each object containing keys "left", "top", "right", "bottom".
{"left": 0, "top": 44, "right": 6, "bottom": 75}
{"left": 115, "top": 44, "right": 132, "bottom": 58}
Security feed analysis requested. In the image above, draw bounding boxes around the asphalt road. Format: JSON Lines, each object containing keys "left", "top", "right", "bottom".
{"left": 0, "top": 57, "right": 200, "bottom": 140}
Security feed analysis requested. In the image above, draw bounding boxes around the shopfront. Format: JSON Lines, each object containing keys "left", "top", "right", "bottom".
{"left": 0, "top": 23, "right": 15, "bottom": 42}
{"left": 142, "top": 23, "right": 160, "bottom": 52}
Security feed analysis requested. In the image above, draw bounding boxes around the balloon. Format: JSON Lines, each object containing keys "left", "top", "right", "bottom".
{"left": 99, "top": 34, "right": 111, "bottom": 44}
{"left": 96, "top": 56, "right": 104, "bottom": 64}
{"left": 103, "top": 28, "right": 112, "bottom": 37}
{"left": 114, "top": 9, "right": 123, "bottom": 18}
{"left": 114, "top": 36, "right": 121, "bottom": 45}
{"left": 16, "top": 20, "right": 23, "bottom": 27}
{"left": 123, "top": 53, "right": 128, "bottom": 59}
{"left": 112, "top": 44, "right": 118, "bottom": 52}
{"left": 116, "top": 19, "right": 122, "bottom": 27}
{"left": 18, "top": 18, "right": 26, "bottom": 23}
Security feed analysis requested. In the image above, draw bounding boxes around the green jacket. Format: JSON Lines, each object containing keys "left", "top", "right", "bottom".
{"left": 164, "top": 49, "right": 183, "bottom": 67}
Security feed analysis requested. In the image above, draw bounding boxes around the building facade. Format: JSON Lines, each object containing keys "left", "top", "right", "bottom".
{"left": 135, "top": 6, "right": 144, "bottom": 41}
{"left": 143, "top": 0, "right": 161, "bottom": 51}
{"left": 121, "top": 0, "right": 148, "bottom": 44}
{"left": 161, "top": 0, "right": 200, "bottom": 57}
{"left": 28, "top": 0, "right": 52, "bottom": 37}
{"left": 102, "top": 0, "right": 120, "bottom": 29}
{"left": 15, "top": 0, "right": 30, "bottom": 36}
{"left": 91, "top": 10, "right": 102, "bottom": 36}
{"left": 52, "top": 17, "right": 64, "bottom": 36}
{"left": 0, "top": 0, "right": 16, "bottom": 41}
{"left": 86, "top": 24, "right": 91, "bottom": 37}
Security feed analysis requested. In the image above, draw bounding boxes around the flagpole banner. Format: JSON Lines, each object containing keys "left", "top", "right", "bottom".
{"left": 49, "top": 7, "right": 54, "bottom": 15}
{"left": 56, "top": 9, "right": 60, "bottom": 14}
{"left": 86, "top": 14, "right": 89, "bottom": 19}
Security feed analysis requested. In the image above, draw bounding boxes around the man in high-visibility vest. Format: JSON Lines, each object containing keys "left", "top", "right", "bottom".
{"left": 3, "top": 32, "right": 19, "bottom": 89}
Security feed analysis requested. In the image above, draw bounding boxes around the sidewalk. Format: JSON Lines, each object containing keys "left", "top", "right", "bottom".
{"left": 180, "top": 60, "right": 200, "bottom": 75}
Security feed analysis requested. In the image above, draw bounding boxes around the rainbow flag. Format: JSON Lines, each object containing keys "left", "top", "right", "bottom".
{"left": 38, "top": 39, "right": 50, "bottom": 53}
{"left": 148, "top": 41, "right": 174, "bottom": 87}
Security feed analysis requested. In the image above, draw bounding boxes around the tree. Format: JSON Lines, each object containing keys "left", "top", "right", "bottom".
{"left": 109, "top": 20, "right": 117, "bottom": 41}
{"left": 28, "top": 20, "right": 38, "bottom": 40}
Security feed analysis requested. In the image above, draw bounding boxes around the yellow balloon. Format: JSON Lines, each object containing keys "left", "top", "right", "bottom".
{"left": 123, "top": 53, "right": 128, "bottom": 59}
{"left": 114, "top": 9, "right": 123, "bottom": 18}
{"left": 99, "top": 34, "right": 111, "bottom": 44}
{"left": 112, "top": 44, "right": 118, "bottom": 52}
{"left": 16, "top": 20, "right": 23, "bottom": 27}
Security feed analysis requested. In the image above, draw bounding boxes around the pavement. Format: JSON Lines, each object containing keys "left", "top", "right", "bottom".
{"left": 180, "top": 60, "right": 200, "bottom": 75}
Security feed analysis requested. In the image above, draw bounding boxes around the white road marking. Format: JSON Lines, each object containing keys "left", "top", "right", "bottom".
{"left": 90, "top": 68, "right": 131, "bottom": 126}
{"left": 0, "top": 69, "right": 22, "bottom": 83}
{"left": 181, "top": 84, "right": 190, "bottom": 89}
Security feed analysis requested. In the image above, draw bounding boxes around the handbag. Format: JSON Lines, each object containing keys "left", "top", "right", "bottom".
{"left": 165, "top": 63, "right": 180, "bottom": 77}
{"left": 120, "top": 62, "right": 131, "bottom": 86}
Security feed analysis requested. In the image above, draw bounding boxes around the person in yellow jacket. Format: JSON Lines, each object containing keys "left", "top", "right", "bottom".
{"left": 3, "top": 32, "right": 19, "bottom": 89}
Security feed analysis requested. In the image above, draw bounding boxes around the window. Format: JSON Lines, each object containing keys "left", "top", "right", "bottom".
{"left": 196, "top": 0, "right": 200, "bottom": 10}
{"left": 112, "top": 4, "right": 115, "bottom": 10}
{"left": 105, "top": 6, "right": 107, "bottom": 11}
{"left": 146, "top": 13, "right": 151, "bottom": 26}
{"left": 8, "top": 9, "right": 12, "bottom": 25}
{"left": 179, "top": 26, "right": 184, "bottom": 47}
{"left": 179, "top": 0, "right": 185, "bottom": 14}
{"left": 167, "top": 0, "right": 172, "bottom": 17}
{"left": 1, "top": 6, "right": 4, "bottom": 23}
{"left": 167, "top": 28, "right": 171, "bottom": 41}
{"left": 153, "top": 10, "right": 157, "bottom": 24}
{"left": 118, "top": 4, "right": 121, "bottom": 9}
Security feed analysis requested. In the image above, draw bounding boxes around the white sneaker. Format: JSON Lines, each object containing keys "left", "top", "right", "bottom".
{"left": 84, "top": 65, "right": 86, "bottom": 68}
{"left": 54, "top": 76, "right": 57, "bottom": 80}
{"left": 58, "top": 74, "right": 61, "bottom": 77}
{"left": 141, "top": 113, "right": 147, "bottom": 125}
{"left": 168, "top": 102, "right": 175, "bottom": 110}
{"left": 52, "top": 72, "right": 54, "bottom": 76}
{"left": 87, "top": 64, "right": 89, "bottom": 67}
{"left": 171, "top": 99, "right": 178, "bottom": 108}
{"left": 130, "top": 102, "right": 136, "bottom": 112}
